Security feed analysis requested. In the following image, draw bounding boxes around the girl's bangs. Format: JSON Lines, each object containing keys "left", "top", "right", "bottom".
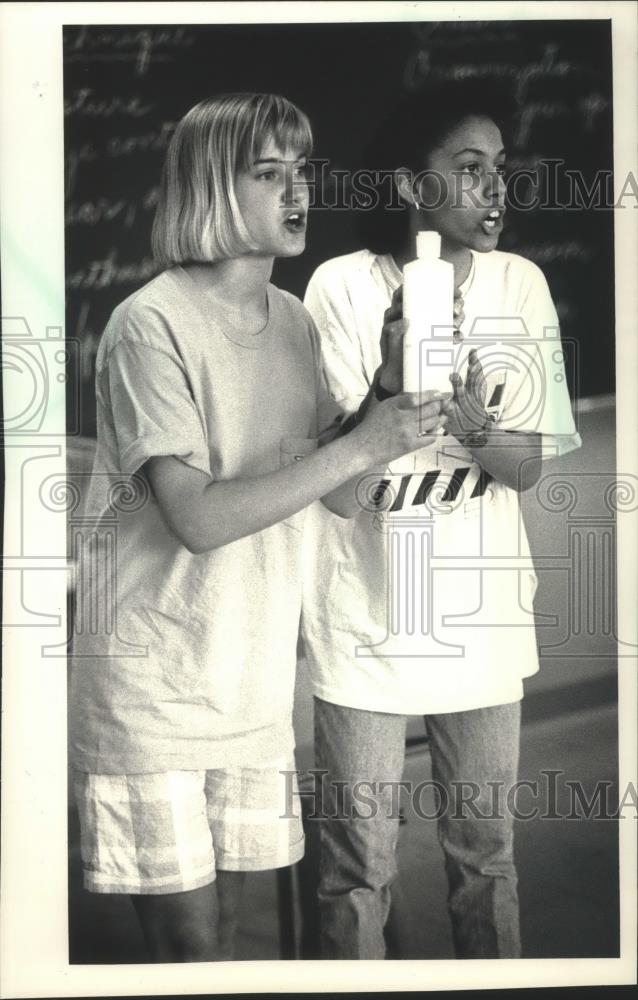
{"left": 242, "top": 96, "right": 313, "bottom": 167}
{"left": 272, "top": 109, "right": 313, "bottom": 158}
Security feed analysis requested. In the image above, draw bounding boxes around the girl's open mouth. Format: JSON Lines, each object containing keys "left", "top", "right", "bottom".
{"left": 480, "top": 208, "right": 504, "bottom": 235}
{"left": 283, "top": 212, "right": 306, "bottom": 233}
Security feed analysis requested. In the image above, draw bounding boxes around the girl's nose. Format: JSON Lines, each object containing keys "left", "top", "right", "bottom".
{"left": 485, "top": 169, "right": 506, "bottom": 200}
{"left": 283, "top": 175, "right": 307, "bottom": 207}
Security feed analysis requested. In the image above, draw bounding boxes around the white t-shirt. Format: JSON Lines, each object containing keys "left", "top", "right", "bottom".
{"left": 302, "top": 249, "right": 582, "bottom": 715}
{"left": 70, "top": 265, "right": 332, "bottom": 774}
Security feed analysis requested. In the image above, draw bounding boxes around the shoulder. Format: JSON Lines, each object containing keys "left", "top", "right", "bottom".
{"left": 269, "top": 283, "right": 317, "bottom": 336}
{"left": 476, "top": 249, "right": 550, "bottom": 291}
{"left": 269, "top": 283, "right": 309, "bottom": 319}
{"left": 97, "top": 268, "right": 189, "bottom": 367}
{"left": 307, "top": 250, "right": 377, "bottom": 294}
{"left": 268, "top": 283, "right": 322, "bottom": 352}
{"left": 304, "top": 252, "right": 380, "bottom": 324}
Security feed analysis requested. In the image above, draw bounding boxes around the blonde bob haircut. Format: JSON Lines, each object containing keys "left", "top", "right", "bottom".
{"left": 151, "top": 92, "right": 313, "bottom": 267}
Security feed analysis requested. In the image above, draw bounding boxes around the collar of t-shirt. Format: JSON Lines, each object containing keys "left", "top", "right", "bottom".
{"left": 374, "top": 250, "right": 476, "bottom": 298}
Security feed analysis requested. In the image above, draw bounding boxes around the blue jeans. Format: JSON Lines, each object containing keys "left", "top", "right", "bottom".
{"left": 314, "top": 696, "right": 522, "bottom": 959}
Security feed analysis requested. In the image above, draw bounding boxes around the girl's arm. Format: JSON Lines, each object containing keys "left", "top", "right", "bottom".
{"left": 144, "top": 392, "right": 445, "bottom": 553}
{"left": 453, "top": 427, "right": 543, "bottom": 492}
{"left": 319, "top": 369, "right": 424, "bottom": 517}
{"left": 321, "top": 376, "right": 542, "bottom": 520}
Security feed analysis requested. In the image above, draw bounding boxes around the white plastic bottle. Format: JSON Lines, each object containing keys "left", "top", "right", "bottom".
{"left": 402, "top": 231, "right": 455, "bottom": 393}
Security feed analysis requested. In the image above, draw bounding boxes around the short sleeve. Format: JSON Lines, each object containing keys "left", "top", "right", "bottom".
{"left": 103, "top": 338, "right": 212, "bottom": 477}
{"left": 303, "top": 310, "right": 346, "bottom": 442}
{"left": 498, "top": 263, "right": 582, "bottom": 458}
{"left": 304, "top": 263, "right": 370, "bottom": 414}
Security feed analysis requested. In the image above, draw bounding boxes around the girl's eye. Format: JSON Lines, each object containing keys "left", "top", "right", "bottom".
{"left": 461, "top": 162, "right": 481, "bottom": 174}
{"left": 495, "top": 164, "right": 507, "bottom": 177}
{"left": 257, "top": 170, "right": 277, "bottom": 181}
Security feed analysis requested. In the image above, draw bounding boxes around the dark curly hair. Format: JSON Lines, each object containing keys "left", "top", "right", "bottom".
{"left": 355, "top": 78, "right": 517, "bottom": 256}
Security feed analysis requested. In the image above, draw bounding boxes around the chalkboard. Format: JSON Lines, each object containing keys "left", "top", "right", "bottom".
{"left": 63, "top": 20, "right": 614, "bottom": 437}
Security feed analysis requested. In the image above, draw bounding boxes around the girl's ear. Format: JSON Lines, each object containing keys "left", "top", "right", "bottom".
{"left": 394, "top": 167, "right": 418, "bottom": 208}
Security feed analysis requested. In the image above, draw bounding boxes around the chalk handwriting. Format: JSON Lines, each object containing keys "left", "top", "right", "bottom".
{"left": 107, "top": 123, "right": 176, "bottom": 158}
{"left": 64, "top": 89, "right": 153, "bottom": 118}
{"left": 66, "top": 198, "right": 132, "bottom": 228}
{"left": 64, "top": 26, "right": 195, "bottom": 77}
{"left": 404, "top": 37, "right": 606, "bottom": 152}
{"left": 66, "top": 251, "right": 158, "bottom": 291}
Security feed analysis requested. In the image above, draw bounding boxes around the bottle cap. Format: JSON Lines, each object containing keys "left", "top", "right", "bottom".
{"left": 416, "top": 231, "right": 441, "bottom": 259}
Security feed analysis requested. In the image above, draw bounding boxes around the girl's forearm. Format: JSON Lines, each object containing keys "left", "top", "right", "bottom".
{"left": 147, "top": 430, "right": 376, "bottom": 554}
{"left": 321, "top": 430, "right": 543, "bottom": 524}
{"left": 322, "top": 368, "right": 410, "bottom": 518}
{"left": 322, "top": 382, "right": 386, "bottom": 518}
{"left": 462, "top": 429, "right": 543, "bottom": 491}
{"left": 147, "top": 382, "right": 445, "bottom": 548}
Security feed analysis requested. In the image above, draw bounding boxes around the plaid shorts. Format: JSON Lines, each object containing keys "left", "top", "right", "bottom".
{"left": 73, "top": 757, "right": 304, "bottom": 895}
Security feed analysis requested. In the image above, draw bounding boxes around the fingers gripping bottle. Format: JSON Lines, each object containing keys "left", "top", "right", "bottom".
{"left": 402, "top": 231, "right": 456, "bottom": 393}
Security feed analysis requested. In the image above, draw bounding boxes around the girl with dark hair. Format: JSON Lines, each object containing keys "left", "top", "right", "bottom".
{"left": 356, "top": 81, "right": 516, "bottom": 260}
{"left": 302, "top": 80, "right": 581, "bottom": 960}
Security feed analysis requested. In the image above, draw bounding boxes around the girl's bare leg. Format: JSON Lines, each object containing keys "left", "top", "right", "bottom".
{"left": 131, "top": 871, "right": 246, "bottom": 962}
{"left": 215, "top": 870, "right": 247, "bottom": 960}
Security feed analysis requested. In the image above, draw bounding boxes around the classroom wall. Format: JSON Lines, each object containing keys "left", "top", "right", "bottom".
{"left": 64, "top": 19, "right": 615, "bottom": 438}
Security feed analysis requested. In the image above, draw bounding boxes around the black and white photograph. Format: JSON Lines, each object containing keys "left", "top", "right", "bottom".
{"left": 1, "top": 1, "right": 637, "bottom": 995}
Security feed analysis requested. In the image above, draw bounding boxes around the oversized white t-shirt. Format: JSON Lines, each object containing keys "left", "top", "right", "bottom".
{"left": 70, "top": 265, "right": 333, "bottom": 774}
{"left": 302, "top": 248, "right": 582, "bottom": 715}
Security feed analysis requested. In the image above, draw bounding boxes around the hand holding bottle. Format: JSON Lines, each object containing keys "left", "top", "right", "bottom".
{"left": 354, "top": 389, "right": 448, "bottom": 465}
{"left": 378, "top": 285, "right": 406, "bottom": 395}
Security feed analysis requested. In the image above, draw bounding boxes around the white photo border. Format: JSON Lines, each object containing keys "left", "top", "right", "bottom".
{"left": 1, "top": 1, "right": 636, "bottom": 995}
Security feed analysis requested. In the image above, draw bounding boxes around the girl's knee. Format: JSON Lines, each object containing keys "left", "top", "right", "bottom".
{"left": 131, "top": 885, "right": 221, "bottom": 962}
{"left": 149, "top": 926, "right": 218, "bottom": 963}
